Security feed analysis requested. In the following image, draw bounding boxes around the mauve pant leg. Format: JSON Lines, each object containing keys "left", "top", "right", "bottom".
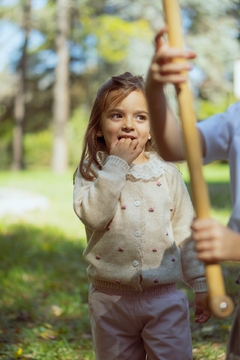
{"left": 141, "top": 290, "right": 193, "bottom": 360}
{"left": 88, "top": 288, "right": 146, "bottom": 360}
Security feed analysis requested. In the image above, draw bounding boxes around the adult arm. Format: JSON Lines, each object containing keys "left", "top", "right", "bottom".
{"left": 145, "top": 28, "right": 205, "bottom": 161}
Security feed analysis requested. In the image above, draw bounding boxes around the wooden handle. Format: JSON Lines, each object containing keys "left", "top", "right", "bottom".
{"left": 162, "top": 0, "right": 234, "bottom": 318}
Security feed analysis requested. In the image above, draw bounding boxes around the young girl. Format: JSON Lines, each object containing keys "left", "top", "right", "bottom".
{"left": 73, "top": 72, "right": 210, "bottom": 360}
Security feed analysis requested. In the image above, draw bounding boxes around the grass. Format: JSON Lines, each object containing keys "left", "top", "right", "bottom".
{"left": 0, "top": 163, "right": 239, "bottom": 360}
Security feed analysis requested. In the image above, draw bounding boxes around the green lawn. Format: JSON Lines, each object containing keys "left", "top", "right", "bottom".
{"left": 0, "top": 163, "right": 239, "bottom": 360}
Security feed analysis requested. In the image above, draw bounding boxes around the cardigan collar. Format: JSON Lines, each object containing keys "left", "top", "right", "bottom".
{"left": 97, "top": 151, "right": 165, "bottom": 181}
{"left": 128, "top": 152, "right": 165, "bottom": 180}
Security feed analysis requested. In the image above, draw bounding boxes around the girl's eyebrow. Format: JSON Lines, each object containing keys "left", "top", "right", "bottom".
{"left": 134, "top": 110, "right": 149, "bottom": 115}
{"left": 106, "top": 108, "right": 149, "bottom": 115}
{"left": 106, "top": 108, "right": 123, "bottom": 114}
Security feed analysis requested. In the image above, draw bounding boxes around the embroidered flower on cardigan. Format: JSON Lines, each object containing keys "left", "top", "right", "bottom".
{"left": 121, "top": 205, "right": 126, "bottom": 210}
{"left": 170, "top": 208, "right": 173, "bottom": 212}
{"left": 166, "top": 232, "right": 169, "bottom": 236}
{"left": 115, "top": 279, "right": 121, "bottom": 284}
{"left": 157, "top": 181, "right": 161, "bottom": 186}
{"left": 152, "top": 247, "right": 157, "bottom": 252}
{"left": 96, "top": 255, "right": 101, "bottom": 259}
{"left": 118, "top": 247, "right": 124, "bottom": 252}
{"left": 171, "top": 257, "right": 176, "bottom": 262}
{"left": 154, "top": 278, "right": 159, "bottom": 283}
{"left": 149, "top": 207, "right": 154, "bottom": 212}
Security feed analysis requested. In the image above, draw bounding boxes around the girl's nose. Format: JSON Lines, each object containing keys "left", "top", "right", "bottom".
{"left": 122, "top": 117, "right": 134, "bottom": 131}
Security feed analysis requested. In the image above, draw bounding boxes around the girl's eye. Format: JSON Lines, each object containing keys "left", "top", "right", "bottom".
{"left": 110, "top": 113, "right": 122, "bottom": 119}
{"left": 136, "top": 115, "right": 147, "bottom": 121}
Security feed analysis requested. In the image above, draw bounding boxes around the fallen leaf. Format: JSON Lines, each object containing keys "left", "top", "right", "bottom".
{"left": 14, "top": 347, "right": 23, "bottom": 359}
{"left": 51, "top": 304, "right": 62, "bottom": 316}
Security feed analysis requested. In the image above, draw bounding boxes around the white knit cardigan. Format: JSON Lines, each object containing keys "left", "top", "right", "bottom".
{"left": 73, "top": 152, "right": 207, "bottom": 293}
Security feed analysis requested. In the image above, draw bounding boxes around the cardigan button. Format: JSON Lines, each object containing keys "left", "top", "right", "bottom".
{"left": 134, "top": 200, "right": 141, "bottom": 207}
{"left": 135, "top": 230, "right": 141, "bottom": 237}
{"left": 132, "top": 260, "right": 139, "bottom": 267}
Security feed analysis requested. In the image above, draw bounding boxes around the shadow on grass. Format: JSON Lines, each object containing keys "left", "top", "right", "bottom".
{"left": 208, "top": 182, "right": 231, "bottom": 209}
{"left": 0, "top": 219, "right": 239, "bottom": 360}
{"left": 0, "top": 223, "right": 94, "bottom": 360}
{"left": 185, "top": 181, "right": 232, "bottom": 212}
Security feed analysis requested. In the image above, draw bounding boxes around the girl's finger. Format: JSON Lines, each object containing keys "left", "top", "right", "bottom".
{"left": 130, "top": 139, "right": 139, "bottom": 149}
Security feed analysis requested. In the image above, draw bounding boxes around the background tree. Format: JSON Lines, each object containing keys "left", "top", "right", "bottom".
{"left": 51, "top": 0, "right": 70, "bottom": 173}
{"left": 12, "top": 0, "right": 31, "bottom": 170}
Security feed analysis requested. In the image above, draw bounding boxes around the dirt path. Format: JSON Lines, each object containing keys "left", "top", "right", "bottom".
{"left": 0, "top": 187, "right": 49, "bottom": 217}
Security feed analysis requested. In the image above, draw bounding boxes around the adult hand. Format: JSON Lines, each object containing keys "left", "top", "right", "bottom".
{"left": 147, "top": 27, "right": 196, "bottom": 88}
{"left": 191, "top": 218, "right": 240, "bottom": 262}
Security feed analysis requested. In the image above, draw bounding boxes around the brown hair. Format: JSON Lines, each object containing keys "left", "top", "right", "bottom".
{"left": 79, "top": 72, "right": 154, "bottom": 181}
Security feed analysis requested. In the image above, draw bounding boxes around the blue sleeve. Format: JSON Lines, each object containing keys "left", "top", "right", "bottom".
{"left": 196, "top": 102, "right": 240, "bottom": 163}
{"left": 196, "top": 102, "right": 240, "bottom": 232}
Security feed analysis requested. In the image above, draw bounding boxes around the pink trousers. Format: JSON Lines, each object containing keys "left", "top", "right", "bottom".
{"left": 88, "top": 283, "right": 193, "bottom": 360}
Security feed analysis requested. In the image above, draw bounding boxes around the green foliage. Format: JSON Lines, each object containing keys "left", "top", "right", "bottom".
{"left": 0, "top": 126, "right": 12, "bottom": 169}
{"left": 179, "top": 161, "right": 231, "bottom": 225}
{"left": 67, "top": 107, "right": 88, "bottom": 168}
{"left": 96, "top": 16, "right": 152, "bottom": 63}
{"left": 197, "top": 95, "right": 236, "bottom": 121}
{"left": 0, "top": 138, "right": 11, "bottom": 169}
{"left": 24, "top": 130, "right": 53, "bottom": 168}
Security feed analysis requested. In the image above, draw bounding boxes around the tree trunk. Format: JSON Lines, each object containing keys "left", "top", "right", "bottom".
{"left": 51, "top": 0, "right": 70, "bottom": 173}
{"left": 12, "top": 0, "right": 31, "bottom": 170}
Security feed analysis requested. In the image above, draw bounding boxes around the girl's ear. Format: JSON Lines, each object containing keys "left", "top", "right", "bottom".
{"left": 96, "top": 130, "right": 103, "bottom": 137}
{"left": 148, "top": 133, "right": 151, "bottom": 140}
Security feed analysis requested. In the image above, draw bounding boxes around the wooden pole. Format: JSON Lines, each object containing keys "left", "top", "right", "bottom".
{"left": 162, "top": 0, "right": 234, "bottom": 318}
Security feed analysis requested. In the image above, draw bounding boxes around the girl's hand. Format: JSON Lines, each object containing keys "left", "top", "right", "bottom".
{"left": 147, "top": 27, "right": 196, "bottom": 87}
{"left": 194, "top": 292, "right": 211, "bottom": 324}
{"left": 109, "top": 138, "right": 143, "bottom": 165}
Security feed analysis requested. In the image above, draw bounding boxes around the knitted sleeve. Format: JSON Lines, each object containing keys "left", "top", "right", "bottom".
{"left": 169, "top": 166, "right": 207, "bottom": 293}
{"left": 73, "top": 155, "right": 129, "bottom": 230}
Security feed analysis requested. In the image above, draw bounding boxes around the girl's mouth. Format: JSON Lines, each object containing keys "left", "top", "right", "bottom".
{"left": 118, "top": 135, "right": 136, "bottom": 140}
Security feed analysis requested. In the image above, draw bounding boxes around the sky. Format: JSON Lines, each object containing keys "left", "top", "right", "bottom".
{"left": 0, "top": 0, "right": 47, "bottom": 72}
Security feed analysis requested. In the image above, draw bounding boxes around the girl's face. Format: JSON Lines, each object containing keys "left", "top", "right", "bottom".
{"left": 99, "top": 90, "right": 151, "bottom": 163}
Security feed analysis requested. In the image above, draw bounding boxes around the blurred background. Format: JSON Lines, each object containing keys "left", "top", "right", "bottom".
{"left": 0, "top": 0, "right": 240, "bottom": 172}
{"left": 0, "top": 1, "right": 240, "bottom": 359}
